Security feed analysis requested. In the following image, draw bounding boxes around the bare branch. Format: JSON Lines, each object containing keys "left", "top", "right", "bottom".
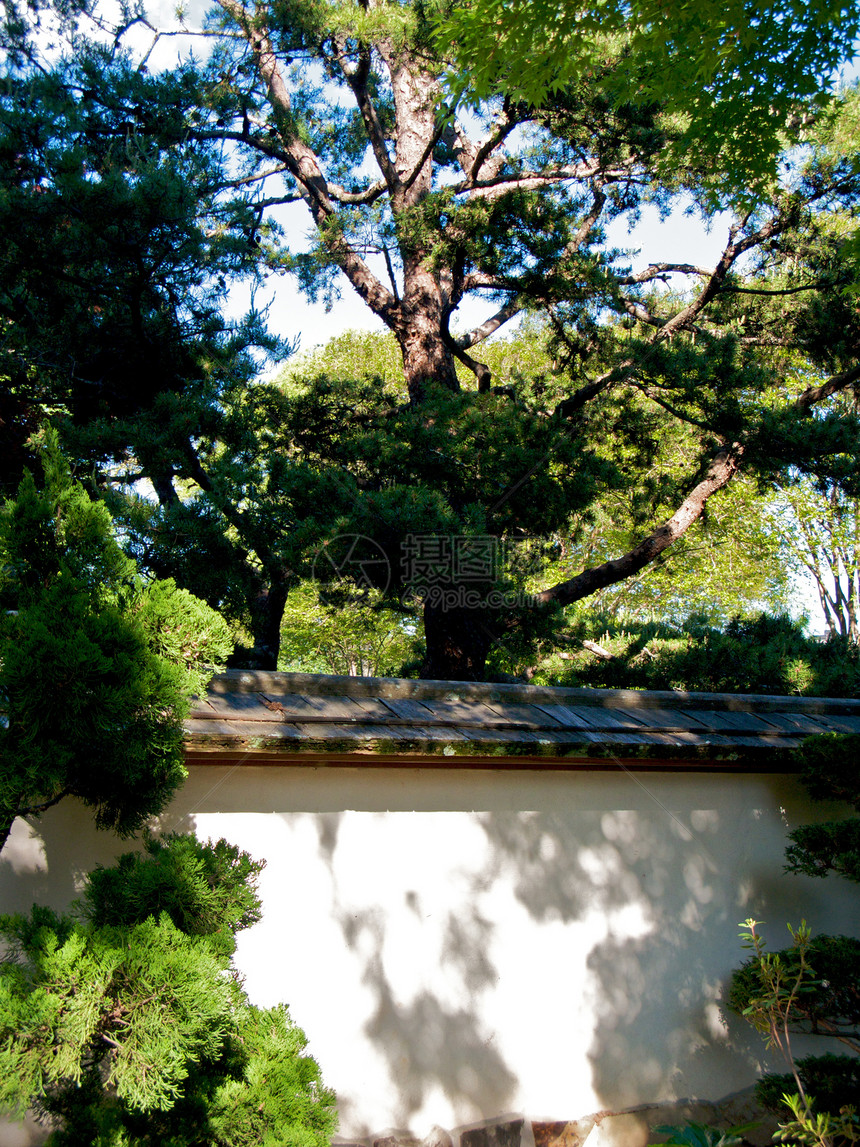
{"left": 251, "top": 193, "right": 305, "bottom": 209}
{"left": 138, "top": 24, "right": 236, "bottom": 67}
{"left": 622, "top": 299, "right": 663, "bottom": 328}
{"left": 453, "top": 158, "right": 633, "bottom": 200}
{"left": 581, "top": 638, "right": 615, "bottom": 660}
{"left": 456, "top": 300, "right": 521, "bottom": 349}
{"left": 327, "top": 180, "right": 390, "bottom": 206}
{"left": 445, "top": 338, "right": 492, "bottom": 391}
{"left": 653, "top": 213, "right": 791, "bottom": 341}
{"left": 565, "top": 184, "right": 605, "bottom": 254}
{"left": 439, "top": 111, "right": 513, "bottom": 184}
{"left": 195, "top": 127, "right": 387, "bottom": 204}
{"left": 17, "top": 788, "right": 73, "bottom": 819}
{"left": 340, "top": 43, "right": 399, "bottom": 190}
{"left": 214, "top": 0, "right": 334, "bottom": 211}
{"left": 618, "top": 263, "right": 713, "bottom": 285}
{"left": 382, "top": 246, "right": 400, "bottom": 300}
{"left": 739, "top": 335, "right": 794, "bottom": 346}
{"left": 468, "top": 109, "right": 520, "bottom": 183}
{"left": 219, "top": 164, "right": 289, "bottom": 190}
{"left": 180, "top": 441, "right": 260, "bottom": 567}
{"left": 717, "top": 281, "right": 824, "bottom": 297}
{"left": 461, "top": 271, "right": 506, "bottom": 291}
{"left": 554, "top": 368, "right": 624, "bottom": 419}
{"left": 630, "top": 381, "right": 714, "bottom": 432}
{"left": 215, "top": 0, "right": 398, "bottom": 322}
{"left": 536, "top": 446, "right": 744, "bottom": 607}
{"left": 796, "top": 363, "right": 860, "bottom": 413}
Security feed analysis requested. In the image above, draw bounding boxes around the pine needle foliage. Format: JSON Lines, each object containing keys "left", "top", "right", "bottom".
{"left": 0, "top": 834, "right": 338, "bottom": 1147}
{"left": 0, "top": 433, "right": 232, "bottom": 850}
{"left": 84, "top": 832, "right": 265, "bottom": 958}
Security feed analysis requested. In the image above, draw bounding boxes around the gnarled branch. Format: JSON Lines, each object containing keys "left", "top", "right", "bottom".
{"left": 536, "top": 446, "right": 744, "bottom": 607}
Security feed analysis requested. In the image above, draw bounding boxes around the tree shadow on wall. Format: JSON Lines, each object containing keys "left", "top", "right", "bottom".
{"left": 304, "top": 770, "right": 844, "bottom": 1128}
{"left": 473, "top": 774, "right": 849, "bottom": 1111}
{"left": 0, "top": 801, "right": 131, "bottom": 917}
{"left": 312, "top": 810, "right": 518, "bottom": 1131}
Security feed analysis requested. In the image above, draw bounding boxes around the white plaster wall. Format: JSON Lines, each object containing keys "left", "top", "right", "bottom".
{"left": 2, "top": 765, "right": 858, "bottom": 1144}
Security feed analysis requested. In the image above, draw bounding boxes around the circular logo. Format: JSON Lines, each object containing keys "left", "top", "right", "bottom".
{"left": 311, "top": 534, "right": 391, "bottom": 594}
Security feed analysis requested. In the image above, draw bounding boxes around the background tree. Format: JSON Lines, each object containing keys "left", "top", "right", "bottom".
{"left": 167, "top": 3, "right": 860, "bottom": 676}
{"left": 276, "top": 328, "right": 798, "bottom": 680}
{"left": 771, "top": 476, "right": 860, "bottom": 642}
{"left": 0, "top": 434, "right": 232, "bottom": 852}
{"left": 436, "top": 0, "right": 859, "bottom": 199}
{"left": 279, "top": 581, "right": 423, "bottom": 675}
{"left": 523, "top": 612, "right": 860, "bottom": 696}
{"left": 0, "top": 832, "right": 339, "bottom": 1146}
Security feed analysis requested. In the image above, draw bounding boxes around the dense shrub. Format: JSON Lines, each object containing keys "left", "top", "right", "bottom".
{"left": 726, "top": 731, "right": 860, "bottom": 1131}
{"left": 524, "top": 612, "right": 860, "bottom": 696}
{"left": 754, "top": 1054, "right": 860, "bottom": 1117}
{"left": 0, "top": 835, "right": 338, "bottom": 1147}
{"left": 727, "top": 934, "right": 860, "bottom": 1036}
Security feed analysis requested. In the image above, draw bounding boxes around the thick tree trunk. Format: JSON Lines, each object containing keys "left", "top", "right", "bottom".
{"left": 397, "top": 263, "right": 460, "bottom": 402}
{"left": 422, "top": 603, "right": 495, "bottom": 681}
{"left": 400, "top": 324, "right": 460, "bottom": 402}
{"left": 230, "top": 573, "right": 290, "bottom": 670}
{"left": 151, "top": 471, "right": 179, "bottom": 506}
{"left": 250, "top": 576, "right": 289, "bottom": 670}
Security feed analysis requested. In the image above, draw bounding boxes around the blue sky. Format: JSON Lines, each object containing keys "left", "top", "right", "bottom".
{"left": 225, "top": 198, "right": 738, "bottom": 355}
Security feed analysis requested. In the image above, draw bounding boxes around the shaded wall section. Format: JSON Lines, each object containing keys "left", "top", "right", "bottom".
{"left": 1, "top": 765, "right": 858, "bottom": 1143}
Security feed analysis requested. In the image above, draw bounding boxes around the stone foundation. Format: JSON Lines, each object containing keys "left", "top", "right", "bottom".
{"left": 337, "top": 1090, "right": 779, "bottom": 1147}
{"left": 0, "top": 1087, "right": 783, "bottom": 1146}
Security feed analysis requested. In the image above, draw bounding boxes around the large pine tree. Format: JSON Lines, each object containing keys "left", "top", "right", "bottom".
{"left": 2, "top": 0, "right": 860, "bottom": 677}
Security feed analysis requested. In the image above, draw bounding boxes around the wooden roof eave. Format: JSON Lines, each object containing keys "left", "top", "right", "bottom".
{"left": 182, "top": 671, "right": 860, "bottom": 773}
{"left": 183, "top": 735, "right": 799, "bottom": 773}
